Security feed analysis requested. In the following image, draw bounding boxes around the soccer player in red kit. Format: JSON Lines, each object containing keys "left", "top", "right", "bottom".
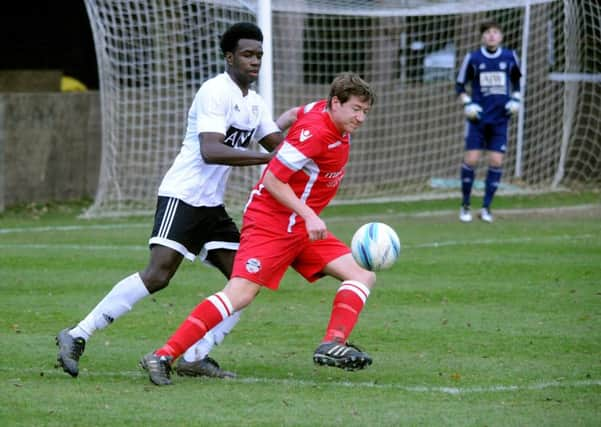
{"left": 141, "top": 72, "right": 377, "bottom": 385}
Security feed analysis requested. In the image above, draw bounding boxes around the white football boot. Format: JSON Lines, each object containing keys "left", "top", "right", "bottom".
{"left": 479, "top": 208, "right": 493, "bottom": 223}
{"left": 459, "top": 206, "right": 473, "bottom": 223}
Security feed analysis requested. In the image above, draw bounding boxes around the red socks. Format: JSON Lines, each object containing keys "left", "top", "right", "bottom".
{"left": 322, "top": 280, "right": 370, "bottom": 343}
{"left": 154, "top": 281, "right": 369, "bottom": 359}
{"left": 155, "top": 292, "right": 233, "bottom": 358}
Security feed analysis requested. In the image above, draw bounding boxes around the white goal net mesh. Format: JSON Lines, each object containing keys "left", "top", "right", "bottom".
{"left": 83, "top": 0, "right": 600, "bottom": 217}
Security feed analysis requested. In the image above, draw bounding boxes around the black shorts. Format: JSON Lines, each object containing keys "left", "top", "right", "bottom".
{"left": 148, "top": 196, "right": 240, "bottom": 261}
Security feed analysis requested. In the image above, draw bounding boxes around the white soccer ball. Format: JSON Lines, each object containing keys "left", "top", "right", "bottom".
{"left": 351, "top": 222, "right": 401, "bottom": 271}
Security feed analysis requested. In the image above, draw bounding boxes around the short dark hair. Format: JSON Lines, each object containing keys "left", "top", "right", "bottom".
{"left": 328, "top": 72, "right": 376, "bottom": 108}
{"left": 480, "top": 20, "right": 502, "bottom": 34}
{"left": 220, "top": 22, "right": 263, "bottom": 55}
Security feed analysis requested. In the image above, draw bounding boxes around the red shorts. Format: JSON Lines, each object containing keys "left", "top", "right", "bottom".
{"left": 231, "top": 223, "right": 350, "bottom": 290}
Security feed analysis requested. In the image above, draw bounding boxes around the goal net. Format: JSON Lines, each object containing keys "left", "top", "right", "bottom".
{"left": 83, "top": 0, "right": 600, "bottom": 217}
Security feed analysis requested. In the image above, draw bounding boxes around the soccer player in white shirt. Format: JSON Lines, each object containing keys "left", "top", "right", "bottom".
{"left": 141, "top": 73, "right": 378, "bottom": 386}
{"left": 56, "top": 22, "right": 297, "bottom": 379}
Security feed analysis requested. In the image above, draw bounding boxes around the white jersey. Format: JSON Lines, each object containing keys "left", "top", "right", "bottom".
{"left": 158, "top": 72, "right": 279, "bottom": 207}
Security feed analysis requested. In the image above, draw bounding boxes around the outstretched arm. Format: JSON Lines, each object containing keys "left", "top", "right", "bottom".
{"left": 257, "top": 132, "right": 284, "bottom": 153}
{"left": 275, "top": 107, "right": 301, "bottom": 131}
{"left": 200, "top": 132, "right": 273, "bottom": 165}
{"left": 257, "top": 106, "right": 301, "bottom": 152}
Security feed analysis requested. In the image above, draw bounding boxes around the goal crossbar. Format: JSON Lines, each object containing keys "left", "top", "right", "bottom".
{"left": 83, "top": 0, "right": 601, "bottom": 217}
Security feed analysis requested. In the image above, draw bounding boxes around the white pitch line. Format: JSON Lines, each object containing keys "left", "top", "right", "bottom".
{"left": 0, "top": 233, "right": 596, "bottom": 253}
{"left": 325, "top": 203, "right": 601, "bottom": 224}
{"left": 235, "top": 377, "right": 601, "bottom": 395}
{"left": 409, "top": 233, "right": 596, "bottom": 249}
{"left": 0, "top": 243, "right": 147, "bottom": 251}
{"left": 4, "top": 367, "right": 600, "bottom": 395}
{"left": 0, "top": 223, "right": 148, "bottom": 235}
{"left": 1, "top": 204, "right": 599, "bottom": 235}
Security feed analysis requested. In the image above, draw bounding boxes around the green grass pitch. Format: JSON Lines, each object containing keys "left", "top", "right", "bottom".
{"left": 1, "top": 192, "right": 600, "bottom": 426}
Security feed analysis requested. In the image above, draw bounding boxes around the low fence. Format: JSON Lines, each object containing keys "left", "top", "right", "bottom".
{"left": 0, "top": 91, "right": 101, "bottom": 211}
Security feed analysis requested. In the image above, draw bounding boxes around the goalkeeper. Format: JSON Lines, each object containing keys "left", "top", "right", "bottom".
{"left": 456, "top": 20, "right": 522, "bottom": 223}
{"left": 56, "top": 22, "right": 298, "bottom": 379}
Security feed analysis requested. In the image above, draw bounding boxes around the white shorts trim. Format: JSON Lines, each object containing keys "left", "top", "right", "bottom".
{"left": 148, "top": 237, "right": 196, "bottom": 261}
{"left": 198, "top": 241, "right": 239, "bottom": 264}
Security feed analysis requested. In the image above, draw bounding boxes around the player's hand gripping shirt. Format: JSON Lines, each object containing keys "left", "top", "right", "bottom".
{"left": 456, "top": 47, "right": 522, "bottom": 124}
{"left": 244, "top": 99, "right": 349, "bottom": 232}
{"left": 158, "top": 72, "right": 279, "bottom": 207}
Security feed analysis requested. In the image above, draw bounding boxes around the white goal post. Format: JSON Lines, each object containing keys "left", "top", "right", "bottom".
{"left": 83, "top": 0, "right": 600, "bottom": 217}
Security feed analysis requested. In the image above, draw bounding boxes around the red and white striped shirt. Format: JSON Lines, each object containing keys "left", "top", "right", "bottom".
{"left": 243, "top": 99, "right": 350, "bottom": 233}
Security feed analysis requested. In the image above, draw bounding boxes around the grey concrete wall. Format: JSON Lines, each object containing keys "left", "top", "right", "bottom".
{"left": 0, "top": 70, "right": 62, "bottom": 92}
{"left": 0, "top": 100, "right": 4, "bottom": 212}
{"left": 0, "top": 92, "right": 101, "bottom": 210}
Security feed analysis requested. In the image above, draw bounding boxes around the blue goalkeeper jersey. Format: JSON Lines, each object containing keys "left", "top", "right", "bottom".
{"left": 456, "top": 46, "right": 522, "bottom": 124}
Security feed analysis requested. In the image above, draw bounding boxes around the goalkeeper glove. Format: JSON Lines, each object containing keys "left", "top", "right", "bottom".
{"left": 460, "top": 94, "right": 482, "bottom": 121}
{"left": 505, "top": 92, "right": 521, "bottom": 116}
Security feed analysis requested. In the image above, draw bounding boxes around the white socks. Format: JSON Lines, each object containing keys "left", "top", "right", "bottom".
{"left": 68, "top": 272, "right": 241, "bottom": 360}
{"left": 182, "top": 310, "right": 242, "bottom": 362}
{"left": 69, "top": 273, "right": 149, "bottom": 340}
